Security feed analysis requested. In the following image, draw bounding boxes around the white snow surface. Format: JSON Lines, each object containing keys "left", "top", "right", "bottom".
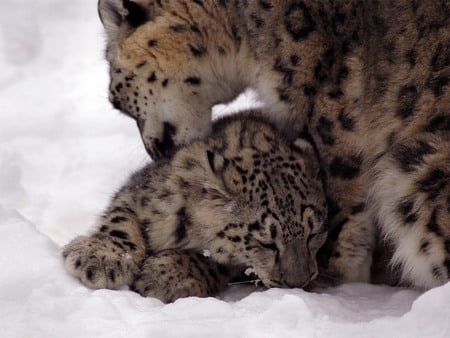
{"left": 0, "top": 1, "right": 449, "bottom": 337}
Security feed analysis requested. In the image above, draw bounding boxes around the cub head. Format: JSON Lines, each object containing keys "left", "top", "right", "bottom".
{"left": 177, "top": 115, "right": 328, "bottom": 288}
{"left": 98, "top": 0, "right": 245, "bottom": 159}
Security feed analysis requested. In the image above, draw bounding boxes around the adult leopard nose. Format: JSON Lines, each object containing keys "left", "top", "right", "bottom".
{"left": 150, "top": 122, "right": 178, "bottom": 159}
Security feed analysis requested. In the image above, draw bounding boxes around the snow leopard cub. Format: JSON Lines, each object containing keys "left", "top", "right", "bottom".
{"left": 63, "top": 112, "right": 327, "bottom": 302}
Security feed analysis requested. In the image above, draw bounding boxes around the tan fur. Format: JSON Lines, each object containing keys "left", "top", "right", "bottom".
{"left": 97, "top": 0, "right": 450, "bottom": 289}
{"left": 63, "top": 113, "right": 327, "bottom": 301}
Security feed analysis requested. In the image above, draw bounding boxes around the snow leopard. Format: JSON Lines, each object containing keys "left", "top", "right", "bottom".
{"left": 95, "top": 0, "right": 450, "bottom": 289}
{"left": 63, "top": 112, "right": 328, "bottom": 302}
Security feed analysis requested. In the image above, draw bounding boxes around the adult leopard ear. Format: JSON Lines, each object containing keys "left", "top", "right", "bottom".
{"left": 206, "top": 151, "right": 229, "bottom": 174}
{"left": 98, "top": 0, "right": 155, "bottom": 38}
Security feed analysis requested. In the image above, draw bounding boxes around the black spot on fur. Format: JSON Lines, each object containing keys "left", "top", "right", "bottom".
{"left": 338, "top": 110, "right": 355, "bottom": 130}
{"left": 109, "top": 270, "right": 116, "bottom": 283}
{"left": 329, "top": 155, "right": 362, "bottom": 180}
{"left": 248, "top": 221, "right": 260, "bottom": 232}
{"left": 124, "top": 241, "right": 137, "bottom": 251}
{"left": 431, "top": 42, "right": 450, "bottom": 72}
{"left": 231, "top": 24, "right": 241, "bottom": 45}
{"left": 188, "top": 44, "right": 207, "bottom": 57}
{"left": 86, "top": 267, "right": 96, "bottom": 281}
{"left": 303, "top": 85, "right": 317, "bottom": 97}
{"left": 290, "top": 54, "right": 300, "bottom": 66}
{"left": 328, "top": 89, "right": 344, "bottom": 100}
{"left": 420, "top": 239, "right": 430, "bottom": 254}
{"left": 426, "top": 208, "right": 443, "bottom": 237}
{"left": 270, "top": 225, "right": 277, "bottom": 239}
{"left": 428, "top": 75, "right": 449, "bottom": 97}
{"left": 75, "top": 259, "right": 81, "bottom": 268}
{"left": 147, "top": 72, "right": 157, "bottom": 82}
{"left": 391, "top": 140, "right": 435, "bottom": 173}
{"left": 169, "top": 24, "right": 188, "bottom": 33}
{"left": 316, "top": 116, "right": 335, "bottom": 145}
{"left": 258, "top": 0, "right": 273, "bottom": 10}
{"left": 110, "top": 206, "right": 137, "bottom": 216}
{"left": 273, "top": 57, "right": 294, "bottom": 85}
{"left": 418, "top": 168, "right": 449, "bottom": 200}
{"left": 250, "top": 13, "right": 265, "bottom": 28}
{"left": 397, "top": 85, "right": 419, "bottom": 119}
{"left": 148, "top": 39, "right": 158, "bottom": 47}
{"left": 431, "top": 265, "right": 443, "bottom": 280}
{"left": 184, "top": 76, "right": 201, "bottom": 85}
{"left": 424, "top": 113, "right": 450, "bottom": 133}
{"left": 350, "top": 203, "right": 365, "bottom": 214}
{"left": 285, "top": 1, "right": 316, "bottom": 41}
{"left": 110, "top": 216, "right": 128, "bottom": 224}
{"left": 405, "top": 49, "right": 417, "bottom": 66}
{"left": 110, "top": 230, "right": 129, "bottom": 240}
{"left": 123, "top": 0, "right": 149, "bottom": 28}
{"left": 175, "top": 207, "right": 191, "bottom": 243}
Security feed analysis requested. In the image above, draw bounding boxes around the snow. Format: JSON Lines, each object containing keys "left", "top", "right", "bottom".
{"left": 0, "top": 1, "right": 449, "bottom": 337}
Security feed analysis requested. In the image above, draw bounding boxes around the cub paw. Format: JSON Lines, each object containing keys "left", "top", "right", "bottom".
{"left": 131, "top": 251, "right": 211, "bottom": 303}
{"left": 62, "top": 235, "right": 139, "bottom": 289}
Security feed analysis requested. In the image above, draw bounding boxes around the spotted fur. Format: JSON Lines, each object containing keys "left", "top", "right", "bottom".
{"left": 63, "top": 113, "right": 327, "bottom": 302}
{"left": 95, "top": 0, "right": 450, "bottom": 290}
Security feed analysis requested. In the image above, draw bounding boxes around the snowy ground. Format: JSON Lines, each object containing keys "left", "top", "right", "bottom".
{"left": 0, "top": 1, "right": 449, "bottom": 337}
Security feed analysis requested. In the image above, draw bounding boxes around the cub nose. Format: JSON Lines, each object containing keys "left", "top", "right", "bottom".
{"left": 280, "top": 240, "right": 317, "bottom": 288}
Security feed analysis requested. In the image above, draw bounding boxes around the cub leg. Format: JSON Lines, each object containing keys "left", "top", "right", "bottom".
{"left": 131, "top": 249, "right": 233, "bottom": 303}
{"left": 63, "top": 203, "right": 147, "bottom": 289}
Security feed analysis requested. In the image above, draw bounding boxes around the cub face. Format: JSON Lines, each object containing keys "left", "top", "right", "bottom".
{"left": 177, "top": 118, "right": 328, "bottom": 288}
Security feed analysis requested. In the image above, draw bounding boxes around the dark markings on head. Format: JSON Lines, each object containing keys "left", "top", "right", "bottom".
{"left": 109, "top": 230, "right": 129, "bottom": 240}
{"left": 110, "top": 216, "right": 128, "bottom": 224}
{"left": 426, "top": 208, "right": 443, "bottom": 237}
{"left": 175, "top": 207, "right": 191, "bottom": 243}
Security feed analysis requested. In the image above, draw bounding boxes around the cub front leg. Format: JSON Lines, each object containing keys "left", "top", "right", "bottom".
{"left": 131, "top": 249, "right": 233, "bottom": 303}
{"left": 63, "top": 205, "right": 147, "bottom": 289}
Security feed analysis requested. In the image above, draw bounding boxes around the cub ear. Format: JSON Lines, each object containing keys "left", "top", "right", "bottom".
{"left": 206, "top": 151, "right": 228, "bottom": 174}
{"left": 98, "top": 0, "right": 153, "bottom": 37}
